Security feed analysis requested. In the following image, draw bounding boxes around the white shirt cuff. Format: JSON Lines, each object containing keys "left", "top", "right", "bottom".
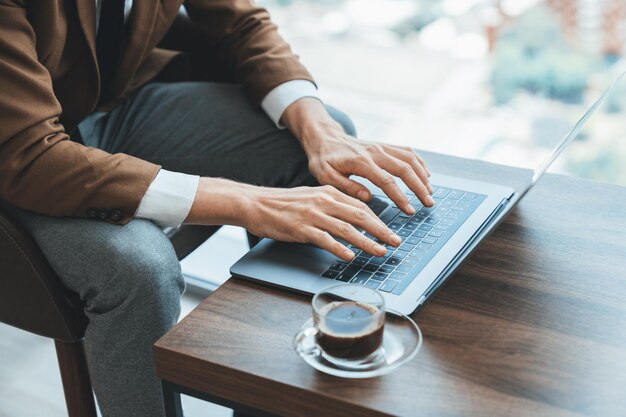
{"left": 261, "top": 80, "right": 321, "bottom": 128}
{"left": 135, "top": 169, "right": 200, "bottom": 227}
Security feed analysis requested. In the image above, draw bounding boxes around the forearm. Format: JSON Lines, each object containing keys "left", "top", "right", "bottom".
{"left": 184, "top": 177, "right": 251, "bottom": 226}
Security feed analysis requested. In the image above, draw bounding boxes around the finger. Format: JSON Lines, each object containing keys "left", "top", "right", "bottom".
{"left": 384, "top": 146, "right": 432, "bottom": 193}
{"left": 353, "top": 160, "right": 415, "bottom": 214}
{"left": 374, "top": 152, "right": 435, "bottom": 208}
{"left": 383, "top": 147, "right": 433, "bottom": 196}
{"left": 328, "top": 200, "right": 401, "bottom": 247}
{"left": 414, "top": 151, "right": 431, "bottom": 176}
{"left": 323, "top": 169, "right": 372, "bottom": 202}
{"left": 321, "top": 185, "right": 378, "bottom": 219}
{"left": 306, "top": 227, "right": 355, "bottom": 261}
{"left": 318, "top": 215, "right": 387, "bottom": 257}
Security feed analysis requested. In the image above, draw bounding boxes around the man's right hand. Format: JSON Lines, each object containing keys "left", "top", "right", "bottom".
{"left": 185, "top": 178, "right": 401, "bottom": 261}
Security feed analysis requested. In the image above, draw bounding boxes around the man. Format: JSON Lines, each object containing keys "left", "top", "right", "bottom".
{"left": 0, "top": 1, "right": 433, "bottom": 416}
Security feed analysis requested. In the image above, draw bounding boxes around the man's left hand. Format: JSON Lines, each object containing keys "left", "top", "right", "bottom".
{"left": 281, "top": 98, "right": 434, "bottom": 215}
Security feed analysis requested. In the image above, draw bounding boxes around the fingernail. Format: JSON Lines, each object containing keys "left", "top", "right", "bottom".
{"left": 357, "top": 190, "right": 370, "bottom": 201}
{"left": 426, "top": 196, "right": 435, "bottom": 206}
{"left": 375, "top": 244, "right": 386, "bottom": 254}
{"left": 406, "top": 204, "right": 416, "bottom": 214}
{"left": 427, "top": 183, "right": 433, "bottom": 194}
{"left": 391, "top": 234, "right": 402, "bottom": 246}
{"left": 344, "top": 250, "right": 355, "bottom": 259}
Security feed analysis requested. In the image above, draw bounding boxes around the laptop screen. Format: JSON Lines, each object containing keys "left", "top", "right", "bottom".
{"left": 519, "top": 71, "right": 626, "bottom": 196}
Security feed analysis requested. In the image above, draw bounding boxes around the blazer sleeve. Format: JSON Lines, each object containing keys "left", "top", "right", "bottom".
{"left": 0, "top": 3, "right": 160, "bottom": 224}
{"left": 183, "top": 0, "right": 315, "bottom": 105}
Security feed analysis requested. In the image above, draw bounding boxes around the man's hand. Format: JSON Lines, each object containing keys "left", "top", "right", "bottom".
{"left": 186, "top": 178, "right": 402, "bottom": 261}
{"left": 281, "top": 98, "right": 434, "bottom": 215}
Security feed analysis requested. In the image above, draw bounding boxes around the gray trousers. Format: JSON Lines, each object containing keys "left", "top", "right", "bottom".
{"left": 6, "top": 82, "right": 354, "bottom": 417}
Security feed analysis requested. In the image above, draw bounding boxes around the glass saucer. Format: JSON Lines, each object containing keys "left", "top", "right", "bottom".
{"left": 292, "top": 310, "right": 422, "bottom": 379}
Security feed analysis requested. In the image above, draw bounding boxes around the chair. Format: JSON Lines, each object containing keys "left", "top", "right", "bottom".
{"left": 0, "top": 8, "right": 256, "bottom": 417}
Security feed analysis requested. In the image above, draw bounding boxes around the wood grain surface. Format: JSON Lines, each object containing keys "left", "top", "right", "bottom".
{"left": 155, "top": 152, "right": 626, "bottom": 417}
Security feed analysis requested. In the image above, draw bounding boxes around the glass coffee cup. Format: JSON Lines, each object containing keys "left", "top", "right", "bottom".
{"left": 312, "top": 284, "right": 385, "bottom": 367}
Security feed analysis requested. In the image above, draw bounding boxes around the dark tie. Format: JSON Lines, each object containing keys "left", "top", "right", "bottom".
{"left": 96, "top": 0, "right": 126, "bottom": 101}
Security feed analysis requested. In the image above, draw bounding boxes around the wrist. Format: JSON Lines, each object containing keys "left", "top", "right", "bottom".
{"left": 281, "top": 98, "right": 343, "bottom": 155}
{"left": 185, "top": 177, "right": 252, "bottom": 226}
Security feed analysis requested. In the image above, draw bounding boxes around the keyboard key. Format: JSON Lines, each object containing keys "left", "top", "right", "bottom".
{"left": 396, "top": 264, "right": 412, "bottom": 273}
{"left": 416, "top": 243, "right": 432, "bottom": 251}
{"left": 422, "top": 236, "right": 438, "bottom": 244}
{"left": 393, "top": 250, "right": 409, "bottom": 259}
{"left": 401, "top": 223, "right": 417, "bottom": 231}
{"left": 411, "top": 230, "right": 427, "bottom": 238}
{"left": 428, "top": 230, "right": 444, "bottom": 238}
{"left": 423, "top": 217, "right": 438, "bottom": 225}
{"left": 385, "top": 257, "right": 402, "bottom": 266}
{"left": 321, "top": 269, "right": 338, "bottom": 279}
{"left": 399, "top": 243, "right": 414, "bottom": 252}
{"left": 364, "top": 279, "right": 381, "bottom": 289}
{"left": 363, "top": 264, "right": 379, "bottom": 272}
{"left": 429, "top": 212, "right": 445, "bottom": 220}
{"left": 448, "top": 190, "right": 465, "bottom": 200}
{"left": 465, "top": 192, "right": 477, "bottom": 199}
{"left": 397, "top": 229, "right": 412, "bottom": 237}
{"left": 434, "top": 188, "right": 451, "bottom": 198}
{"left": 329, "top": 262, "right": 348, "bottom": 271}
{"left": 390, "top": 272, "right": 408, "bottom": 281}
{"left": 418, "top": 224, "right": 433, "bottom": 231}
{"left": 409, "top": 250, "right": 426, "bottom": 259}
{"left": 388, "top": 221, "right": 404, "bottom": 231}
{"left": 378, "top": 265, "right": 395, "bottom": 274}
{"left": 372, "top": 272, "right": 388, "bottom": 281}
{"left": 406, "top": 236, "right": 421, "bottom": 245}
{"left": 379, "top": 280, "right": 399, "bottom": 292}
{"left": 368, "top": 257, "right": 386, "bottom": 265}
{"left": 352, "top": 271, "right": 372, "bottom": 284}
{"left": 336, "top": 264, "right": 361, "bottom": 282}
{"left": 402, "top": 258, "right": 418, "bottom": 266}
{"left": 380, "top": 207, "right": 401, "bottom": 224}
{"left": 352, "top": 256, "right": 369, "bottom": 266}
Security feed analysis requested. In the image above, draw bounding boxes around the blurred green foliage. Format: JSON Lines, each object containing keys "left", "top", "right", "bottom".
{"left": 491, "top": 6, "right": 595, "bottom": 104}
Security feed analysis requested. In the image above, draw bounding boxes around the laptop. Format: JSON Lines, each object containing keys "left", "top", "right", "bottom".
{"left": 231, "top": 73, "right": 624, "bottom": 315}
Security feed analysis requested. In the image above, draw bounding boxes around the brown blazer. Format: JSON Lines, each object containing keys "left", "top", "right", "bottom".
{"left": 0, "top": 0, "right": 313, "bottom": 223}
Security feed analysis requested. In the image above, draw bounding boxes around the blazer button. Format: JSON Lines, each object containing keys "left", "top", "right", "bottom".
{"left": 88, "top": 208, "right": 99, "bottom": 219}
{"left": 110, "top": 209, "right": 123, "bottom": 222}
{"left": 98, "top": 210, "right": 109, "bottom": 220}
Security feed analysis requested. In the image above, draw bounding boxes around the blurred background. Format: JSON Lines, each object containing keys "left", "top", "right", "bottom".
{"left": 260, "top": 0, "right": 626, "bottom": 184}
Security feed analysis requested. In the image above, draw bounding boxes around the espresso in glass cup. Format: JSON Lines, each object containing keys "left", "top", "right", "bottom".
{"left": 312, "top": 284, "right": 385, "bottom": 364}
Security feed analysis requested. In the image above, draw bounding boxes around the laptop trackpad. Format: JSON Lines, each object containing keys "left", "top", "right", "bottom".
{"left": 230, "top": 239, "right": 336, "bottom": 293}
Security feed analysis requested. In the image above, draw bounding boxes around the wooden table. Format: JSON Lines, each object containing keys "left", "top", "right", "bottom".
{"left": 154, "top": 152, "right": 626, "bottom": 417}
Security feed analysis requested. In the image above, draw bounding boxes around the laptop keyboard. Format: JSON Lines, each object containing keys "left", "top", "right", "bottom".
{"left": 320, "top": 186, "right": 486, "bottom": 295}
